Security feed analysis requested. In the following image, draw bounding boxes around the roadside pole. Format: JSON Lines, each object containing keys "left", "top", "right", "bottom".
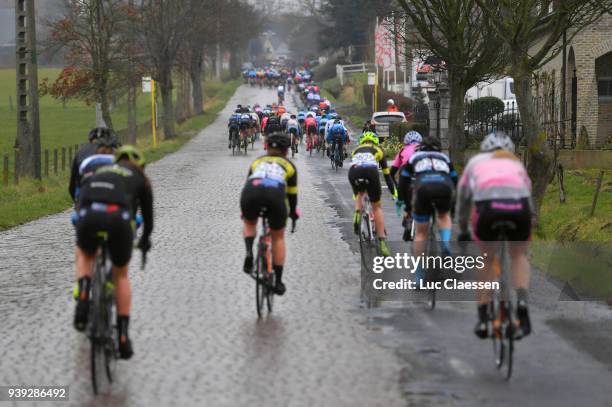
{"left": 151, "top": 79, "right": 157, "bottom": 147}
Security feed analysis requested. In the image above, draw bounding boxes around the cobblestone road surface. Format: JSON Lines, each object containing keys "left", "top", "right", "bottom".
{"left": 1, "top": 85, "right": 611, "bottom": 407}
{"left": 0, "top": 86, "right": 404, "bottom": 407}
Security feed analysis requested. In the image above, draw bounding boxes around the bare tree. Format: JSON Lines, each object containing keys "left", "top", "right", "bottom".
{"left": 395, "top": 0, "right": 505, "bottom": 166}
{"left": 46, "top": 0, "right": 131, "bottom": 129}
{"left": 136, "top": 0, "right": 194, "bottom": 139}
{"left": 476, "top": 0, "right": 608, "bottom": 209}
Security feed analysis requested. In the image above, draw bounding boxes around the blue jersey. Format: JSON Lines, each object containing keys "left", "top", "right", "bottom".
{"left": 327, "top": 123, "right": 347, "bottom": 143}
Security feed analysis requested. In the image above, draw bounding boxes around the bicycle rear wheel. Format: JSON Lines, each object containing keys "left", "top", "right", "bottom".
{"left": 255, "top": 242, "right": 265, "bottom": 318}
{"left": 265, "top": 267, "right": 274, "bottom": 313}
{"left": 90, "top": 261, "right": 108, "bottom": 394}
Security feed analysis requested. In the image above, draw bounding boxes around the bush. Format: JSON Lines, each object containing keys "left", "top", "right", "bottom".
{"left": 467, "top": 96, "right": 505, "bottom": 121}
{"left": 314, "top": 57, "right": 340, "bottom": 82}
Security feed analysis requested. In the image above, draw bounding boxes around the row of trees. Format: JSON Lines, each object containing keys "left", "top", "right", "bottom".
{"left": 393, "top": 0, "right": 610, "bottom": 209}
{"left": 43, "top": 0, "right": 261, "bottom": 141}
{"left": 315, "top": 0, "right": 611, "bottom": 210}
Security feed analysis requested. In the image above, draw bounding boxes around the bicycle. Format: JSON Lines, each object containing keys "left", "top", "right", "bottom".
{"left": 88, "top": 231, "right": 116, "bottom": 395}
{"left": 231, "top": 129, "right": 240, "bottom": 156}
{"left": 249, "top": 209, "right": 296, "bottom": 318}
{"left": 289, "top": 131, "right": 298, "bottom": 158}
{"left": 355, "top": 185, "right": 376, "bottom": 264}
{"left": 422, "top": 213, "right": 439, "bottom": 310}
{"left": 239, "top": 130, "right": 249, "bottom": 155}
{"left": 488, "top": 220, "right": 519, "bottom": 380}
{"left": 330, "top": 138, "right": 343, "bottom": 171}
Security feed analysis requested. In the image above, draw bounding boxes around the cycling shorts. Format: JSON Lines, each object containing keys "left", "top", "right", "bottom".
{"left": 472, "top": 198, "right": 531, "bottom": 242}
{"left": 240, "top": 180, "right": 288, "bottom": 230}
{"left": 412, "top": 174, "right": 454, "bottom": 223}
{"left": 76, "top": 206, "right": 133, "bottom": 267}
{"left": 348, "top": 165, "right": 382, "bottom": 203}
{"left": 306, "top": 124, "right": 317, "bottom": 135}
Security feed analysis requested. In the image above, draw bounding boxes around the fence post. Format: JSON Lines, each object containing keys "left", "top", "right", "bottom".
{"left": 68, "top": 147, "right": 73, "bottom": 167}
{"left": 13, "top": 149, "right": 19, "bottom": 185}
{"left": 3, "top": 154, "right": 8, "bottom": 187}
{"left": 61, "top": 147, "right": 66, "bottom": 171}
{"left": 44, "top": 149, "right": 49, "bottom": 177}
{"left": 558, "top": 164, "right": 566, "bottom": 204}
{"left": 589, "top": 170, "right": 604, "bottom": 217}
{"left": 53, "top": 149, "right": 58, "bottom": 175}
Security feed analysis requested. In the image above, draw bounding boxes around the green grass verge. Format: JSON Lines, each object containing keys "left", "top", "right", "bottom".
{"left": 0, "top": 68, "right": 153, "bottom": 154}
{"left": 0, "top": 79, "right": 241, "bottom": 230}
{"left": 530, "top": 169, "right": 611, "bottom": 301}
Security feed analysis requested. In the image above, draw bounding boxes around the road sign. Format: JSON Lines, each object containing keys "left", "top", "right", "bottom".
{"left": 368, "top": 72, "right": 376, "bottom": 85}
{"left": 142, "top": 76, "right": 152, "bottom": 93}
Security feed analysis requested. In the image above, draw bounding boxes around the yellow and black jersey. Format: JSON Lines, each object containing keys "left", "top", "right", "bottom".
{"left": 247, "top": 155, "right": 298, "bottom": 195}
{"left": 351, "top": 143, "right": 390, "bottom": 175}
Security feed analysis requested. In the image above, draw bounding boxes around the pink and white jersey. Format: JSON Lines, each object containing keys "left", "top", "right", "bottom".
{"left": 391, "top": 144, "right": 418, "bottom": 169}
{"left": 456, "top": 152, "right": 533, "bottom": 233}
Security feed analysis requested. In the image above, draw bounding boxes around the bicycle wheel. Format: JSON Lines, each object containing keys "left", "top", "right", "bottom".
{"left": 90, "top": 261, "right": 106, "bottom": 394}
{"left": 427, "top": 235, "right": 437, "bottom": 310}
{"left": 103, "top": 282, "right": 116, "bottom": 383}
{"left": 265, "top": 261, "right": 274, "bottom": 313}
{"left": 503, "top": 301, "right": 514, "bottom": 380}
{"left": 255, "top": 241, "right": 265, "bottom": 318}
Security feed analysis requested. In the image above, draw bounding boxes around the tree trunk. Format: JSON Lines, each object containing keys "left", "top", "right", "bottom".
{"left": 514, "top": 73, "right": 553, "bottom": 213}
{"left": 100, "top": 87, "right": 114, "bottom": 130}
{"left": 127, "top": 84, "right": 137, "bottom": 144}
{"left": 447, "top": 70, "right": 466, "bottom": 167}
{"left": 190, "top": 48, "right": 204, "bottom": 114}
{"left": 159, "top": 69, "right": 176, "bottom": 139}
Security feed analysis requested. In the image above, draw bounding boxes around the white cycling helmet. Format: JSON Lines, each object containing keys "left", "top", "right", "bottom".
{"left": 403, "top": 130, "right": 423, "bottom": 145}
{"left": 386, "top": 98, "right": 395, "bottom": 105}
{"left": 480, "top": 131, "right": 515, "bottom": 153}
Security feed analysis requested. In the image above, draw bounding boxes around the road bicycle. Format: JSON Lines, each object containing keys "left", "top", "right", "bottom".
{"left": 330, "top": 139, "right": 343, "bottom": 171}
{"left": 355, "top": 183, "right": 376, "bottom": 264}
{"left": 239, "top": 129, "right": 249, "bottom": 155}
{"left": 422, "top": 213, "right": 439, "bottom": 310}
{"left": 231, "top": 129, "right": 240, "bottom": 156}
{"left": 87, "top": 231, "right": 116, "bottom": 394}
{"left": 289, "top": 130, "right": 298, "bottom": 158}
{"left": 249, "top": 209, "right": 296, "bottom": 318}
{"left": 488, "top": 221, "right": 519, "bottom": 380}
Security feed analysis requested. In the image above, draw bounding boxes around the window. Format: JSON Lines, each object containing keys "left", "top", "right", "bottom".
{"left": 598, "top": 78, "right": 612, "bottom": 100}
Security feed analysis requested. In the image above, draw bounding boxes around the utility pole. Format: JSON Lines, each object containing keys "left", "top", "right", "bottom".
{"left": 15, "top": 0, "right": 41, "bottom": 179}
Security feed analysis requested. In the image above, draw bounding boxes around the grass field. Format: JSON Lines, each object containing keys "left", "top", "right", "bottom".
{"left": 0, "top": 78, "right": 241, "bottom": 230}
{"left": 0, "top": 68, "right": 154, "bottom": 155}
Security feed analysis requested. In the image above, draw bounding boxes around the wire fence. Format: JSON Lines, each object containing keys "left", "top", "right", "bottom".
{"left": 2, "top": 144, "right": 78, "bottom": 187}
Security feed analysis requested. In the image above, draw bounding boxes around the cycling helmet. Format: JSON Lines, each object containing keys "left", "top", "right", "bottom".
{"left": 290, "top": 114, "right": 296, "bottom": 119}
{"left": 88, "top": 127, "right": 113, "bottom": 142}
{"left": 403, "top": 130, "right": 423, "bottom": 145}
{"left": 266, "top": 133, "right": 291, "bottom": 149}
{"left": 480, "top": 131, "right": 515, "bottom": 153}
{"left": 418, "top": 135, "right": 442, "bottom": 152}
{"left": 96, "top": 131, "right": 120, "bottom": 149}
{"left": 115, "top": 145, "right": 146, "bottom": 167}
{"left": 359, "top": 131, "right": 379, "bottom": 145}
{"left": 386, "top": 99, "right": 395, "bottom": 105}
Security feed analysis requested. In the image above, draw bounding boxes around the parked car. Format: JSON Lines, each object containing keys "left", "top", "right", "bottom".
{"left": 371, "top": 111, "right": 407, "bottom": 142}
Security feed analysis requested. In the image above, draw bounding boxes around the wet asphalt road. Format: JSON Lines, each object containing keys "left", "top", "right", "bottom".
{"left": 0, "top": 85, "right": 611, "bottom": 407}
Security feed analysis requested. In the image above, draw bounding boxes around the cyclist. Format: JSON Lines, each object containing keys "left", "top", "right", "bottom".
{"left": 264, "top": 113, "right": 282, "bottom": 137}
{"left": 304, "top": 114, "right": 318, "bottom": 152}
{"left": 69, "top": 127, "right": 112, "bottom": 202}
{"left": 73, "top": 146, "right": 153, "bottom": 359}
{"left": 326, "top": 119, "right": 349, "bottom": 165}
{"left": 390, "top": 130, "right": 423, "bottom": 241}
{"left": 280, "top": 110, "right": 292, "bottom": 132}
{"left": 228, "top": 113, "right": 242, "bottom": 149}
{"left": 277, "top": 84, "right": 285, "bottom": 104}
{"left": 456, "top": 131, "right": 533, "bottom": 339}
{"left": 402, "top": 136, "right": 457, "bottom": 277}
{"left": 240, "top": 133, "right": 299, "bottom": 296}
{"left": 349, "top": 132, "right": 397, "bottom": 256}
{"left": 362, "top": 120, "right": 377, "bottom": 134}
{"left": 287, "top": 114, "right": 302, "bottom": 153}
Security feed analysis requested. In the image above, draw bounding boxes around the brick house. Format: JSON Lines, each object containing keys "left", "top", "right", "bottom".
{"left": 531, "top": 8, "right": 612, "bottom": 148}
